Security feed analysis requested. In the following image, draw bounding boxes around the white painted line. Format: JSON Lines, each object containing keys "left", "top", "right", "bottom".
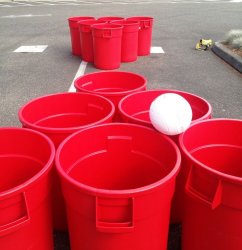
{"left": 230, "top": 0, "right": 242, "bottom": 2}
{"left": 1, "top": 14, "right": 52, "bottom": 18}
{"left": 14, "top": 45, "right": 48, "bottom": 53}
{"left": 68, "top": 61, "right": 88, "bottom": 92}
{"left": 150, "top": 46, "right": 165, "bottom": 54}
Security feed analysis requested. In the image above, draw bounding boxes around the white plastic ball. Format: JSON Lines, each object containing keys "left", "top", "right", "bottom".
{"left": 149, "top": 93, "right": 192, "bottom": 135}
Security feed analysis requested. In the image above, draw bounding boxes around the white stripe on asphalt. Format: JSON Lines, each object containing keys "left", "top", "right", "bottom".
{"left": 1, "top": 14, "right": 52, "bottom": 18}
{"left": 68, "top": 61, "right": 88, "bottom": 92}
{"left": 14, "top": 45, "right": 48, "bottom": 53}
{"left": 150, "top": 46, "right": 165, "bottom": 54}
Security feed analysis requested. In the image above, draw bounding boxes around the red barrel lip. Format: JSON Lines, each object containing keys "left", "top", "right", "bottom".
{"left": 78, "top": 19, "right": 106, "bottom": 26}
{"left": 0, "top": 127, "right": 55, "bottom": 198}
{"left": 68, "top": 16, "right": 95, "bottom": 23}
{"left": 91, "top": 23, "right": 123, "bottom": 30}
{"left": 118, "top": 89, "right": 212, "bottom": 126}
{"left": 179, "top": 118, "right": 242, "bottom": 183}
{"left": 126, "top": 16, "right": 154, "bottom": 21}
{"left": 97, "top": 16, "right": 124, "bottom": 21}
{"left": 111, "top": 20, "right": 140, "bottom": 26}
{"left": 55, "top": 123, "right": 181, "bottom": 197}
{"left": 74, "top": 71, "right": 147, "bottom": 97}
{"left": 18, "top": 92, "right": 115, "bottom": 134}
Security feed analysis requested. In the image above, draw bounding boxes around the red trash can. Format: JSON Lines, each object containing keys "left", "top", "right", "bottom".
{"left": 111, "top": 20, "right": 139, "bottom": 62}
{"left": 92, "top": 23, "right": 123, "bottom": 70}
{"left": 126, "top": 16, "right": 153, "bottom": 56}
{"left": 74, "top": 71, "right": 147, "bottom": 120}
{"left": 0, "top": 128, "right": 55, "bottom": 250}
{"left": 118, "top": 89, "right": 212, "bottom": 223}
{"left": 78, "top": 19, "right": 107, "bottom": 62}
{"left": 179, "top": 119, "right": 242, "bottom": 250}
{"left": 56, "top": 123, "right": 181, "bottom": 250}
{"left": 68, "top": 16, "right": 95, "bottom": 56}
{"left": 18, "top": 92, "right": 115, "bottom": 231}
{"left": 97, "top": 16, "right": 124, "bottom": 23}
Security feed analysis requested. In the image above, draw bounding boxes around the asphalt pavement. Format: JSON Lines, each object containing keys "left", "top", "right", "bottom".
{"left": 0, "top": 0, "right": 241, "bottom": 249}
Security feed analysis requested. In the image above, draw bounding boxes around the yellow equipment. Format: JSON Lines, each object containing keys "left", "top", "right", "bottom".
{"left": 196, "top": 39, "right": 213, "bottom": 51}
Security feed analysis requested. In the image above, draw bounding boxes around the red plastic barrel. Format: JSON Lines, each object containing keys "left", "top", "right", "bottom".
{"left": 111, "top": 20, "right": 139, "bottom": 62}
{"left": 0, "top": 128, "right": 55, "bottom": 249}
{"left": 92, "top": 23, "right": 123, "bottom": 70}
{"left": 18, "top": 92, "right": 115, "bottom": 231}
{"left": 68, "top": 16, "right": 95, "bottom": 56}
{"left": 126, "top": 16, "right": 153, "bottom": 56}
{"left": 118, "top": 89, "right": 212, "bottom": 223}
{"left": 78, "top": 19, "right": 106, "bottom": 62}
{"left": 56, "top": 123, "right": 181, "bottom": 250}
{"left": 74, "top": 71, "right": 147, "bottom": 120}
{"left": 179, "top": 119, "right": 242, "bottom": 250}
{"left": 97, "top": 16, "right": 124, "bottom": 23}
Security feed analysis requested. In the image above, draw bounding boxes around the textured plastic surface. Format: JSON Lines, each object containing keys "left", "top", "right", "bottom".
{"left": 111, "top": 20, "right": 139, "bottom": 62}
{"left": 18, "top": 92, "right": 115, "bottom": 231}
{"left": 92, "top": 24, "right": 123, "bottom": 70}
{"left": 126, "top": 16, "right": 153, "bottom": 56}
{"left": 78, "top": 20, "right": 106, "bottom": 62}
{"left": 68, "top": 16, "right": 95, "bottom": 56}
{"left": 179, "top": 119, "right": 242, "bottom": 250}
{"left": 56, "top": 123, "right": 181, "bottom": 250}
{"left": 0, "top": 128, "right": 55, "bottom": 249}
{"left": 97, "top": 16, "right": 124, "bottom": 23}
{"left": 118, "top": 89, "right": 212, "bottom": 222}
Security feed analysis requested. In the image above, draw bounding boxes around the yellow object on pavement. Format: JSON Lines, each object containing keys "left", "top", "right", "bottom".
{"left": 196, "top": 39, "right": 213, "bottom": 51}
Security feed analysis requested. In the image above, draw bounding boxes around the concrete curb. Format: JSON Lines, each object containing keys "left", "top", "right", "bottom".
{"left": 212, "top": 41, "right": 242, "bottom": 73}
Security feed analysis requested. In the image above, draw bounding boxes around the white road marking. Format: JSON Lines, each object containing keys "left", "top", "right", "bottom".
{"left": 68, "top": 61, "right": 88, "bottom": 92}
{"left": 14, "top": 45, "right": 48, "bottom": 53}
{"left": 150, "top": 46, "right": 165, "bottom": 54}
{"left": 230, "top": 0, "right": 242, "bottom": 2}
{"left": 1, "top": 14, "right": 52, "bottom": 18}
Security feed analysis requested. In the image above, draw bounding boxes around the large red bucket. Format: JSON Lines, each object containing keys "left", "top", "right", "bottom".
{"left": 68, "top": 16, "right": 95, "bottom": 56}
{"left": 0, "top": 128, "right": 55, "bottom": 249}
{"left": 118, "top": 89, "right": 212, "bottom": 223}
{"left": 179, "top": 119, "right": 242, "bottom": 250}
{"left": 56, "top": 123, "right": 181, "bottom": 250}
{"left": 78, "top": 19, "right": 106, "bottom": 62}
{"left": 18, "top": 92, "right": 115, "bottom": 231}
{"left": 126, "top": 16, "right": 153, "bottom": 56}
{"left": 92, "top": 23, "right": 123, "bottom": 70}
{"left": 111, "top": 20, "right": 139, "bottom": 62}
{"left": 74, "top": 71, "right": 147, "bottom": 120}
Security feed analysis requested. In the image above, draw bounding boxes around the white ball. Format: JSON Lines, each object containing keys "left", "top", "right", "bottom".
{"left": 149, "top": 93, "right": 192, "bottom": 135}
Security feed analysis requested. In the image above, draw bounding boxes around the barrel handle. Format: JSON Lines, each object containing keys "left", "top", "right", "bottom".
{"left": 0, "top": 192, "right": 30, "bottom": 237}
{"left": 102, "top": 29, "right": 112, "bottom": 38}
{"left": 142, "top": 20, "right": 152, "bottom": 29}
{"left": 96, "top": 197, "right": 134, "bottom": 233}
{"left": 185, "top": 166, "right": 222, "bottom": 209}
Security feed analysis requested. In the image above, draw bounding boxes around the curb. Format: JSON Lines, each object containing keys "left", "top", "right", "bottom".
{"left": 212, "top": 41, "right": 242, "bottom": 73}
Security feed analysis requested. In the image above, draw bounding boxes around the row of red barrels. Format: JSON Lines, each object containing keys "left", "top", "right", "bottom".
{"left": 68, "top": 16, "right": 153, "bottom": 69}
{"left": 1, "top": 71, "right": 242, "bottom": 250}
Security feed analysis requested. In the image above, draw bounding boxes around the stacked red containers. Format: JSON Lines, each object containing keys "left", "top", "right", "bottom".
{"left": 68, "top": 16, "right": 154, "bottom": 69}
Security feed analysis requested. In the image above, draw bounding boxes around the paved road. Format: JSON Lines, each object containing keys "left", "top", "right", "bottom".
{"left": 1, "top": 0, "right": 242, "bottom": 7}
